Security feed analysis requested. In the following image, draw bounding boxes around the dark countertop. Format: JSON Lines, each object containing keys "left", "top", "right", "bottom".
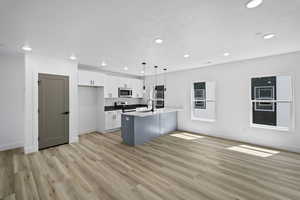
{"left": 104, "top": 104, "right": 148, "bottom": 112}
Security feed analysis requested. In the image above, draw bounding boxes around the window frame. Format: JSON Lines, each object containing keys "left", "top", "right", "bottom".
{"left": 249, "top": 75, "right": 294, "bottom": 132}
{"left": 191, "top": 81, "right": 216, "bottom": 122}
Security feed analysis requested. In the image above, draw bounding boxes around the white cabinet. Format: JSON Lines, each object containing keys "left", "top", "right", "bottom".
{"left": 120, "top": 77, "right": 130, "bottom": 88}
{"left": 104, "top": 76, "right": 143, "bottom": 98}
{"left": 104, "top": 76, "right": 122, "bottom": 98}
{"left": 105, "top": 110, "right": 122, "bottom": 130}
{"left": 78, "top": 70, "right": 143, "bottom": 97}
{"left": 105, "top": 112, "right": 112, "bottom": 130}
{"left": 115, "top": 110, "right": 122, "bottom": 128}
{"left": 131, "top": 79, "right": 144, "bottom": 98}
{"left": 78, "top": 70, "right": 106, "bottom": 87}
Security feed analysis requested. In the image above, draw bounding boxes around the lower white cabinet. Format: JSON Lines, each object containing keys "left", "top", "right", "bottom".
{"left": 105, "top": 110, "right": 122, "bottom": 130}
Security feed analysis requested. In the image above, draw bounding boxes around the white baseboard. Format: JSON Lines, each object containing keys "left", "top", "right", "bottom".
{"left": 0, "top": 141, "right": 23, "bottom": 152}
{"left": 103, "top": 128, "right": 121, "bottom": 133}
{"left": 79, "top": 129, "right": 97, "bottom": 135}
{"left": 70, "top": 136, "right": 79, "bottom": 144}
{"left": 24, "top": 145, "right": 38, "bottom": 154}
{"left": 179, "top": 128, "right": 300, "bottom": 154}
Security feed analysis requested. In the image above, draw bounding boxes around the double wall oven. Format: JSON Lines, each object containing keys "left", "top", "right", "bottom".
{"left": 155, "top": 85, "right": 165, "bottom": 109}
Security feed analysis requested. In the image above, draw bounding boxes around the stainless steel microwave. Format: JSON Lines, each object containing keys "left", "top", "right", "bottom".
{"left": 118, "top": 88, "right": 132, "bottom": 98}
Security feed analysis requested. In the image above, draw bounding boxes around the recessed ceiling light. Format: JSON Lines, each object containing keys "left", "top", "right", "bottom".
{"left": 21, "top": 45, "right": 32, "bottom": 52}
{"left": 155, "top": 38, "right": 163, "bottom": 44}
{"left": 183, "top": 54, "right": 190, "bottom": 58}
{"left": 69, "top": 55, "right": 77, "bottom": 60}
{"left": 124, "top": 67, "right": 128, "bottom": 71}
{"left": 101, "top": 61, "right": 107, "bottom": 66}
{"left": 246, "top": 0, "right": 263, "bottom": 9}
{"left": 263, "top": 33, "right": 275, "bottom": 40}
{"left": 223, "top": 52, "right": 230, "bottom": 57}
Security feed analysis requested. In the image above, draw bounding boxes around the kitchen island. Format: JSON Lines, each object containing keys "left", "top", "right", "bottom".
{"left": 121, "top": 109, "right": 179, "bottom": 146}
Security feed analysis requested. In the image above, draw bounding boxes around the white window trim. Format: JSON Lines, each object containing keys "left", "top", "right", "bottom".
{"left": 250, "top": 123, "right": 289, "bottom": 132}
{"left": 191, "top": 82, "right": 216, "bottom": 122}
{"left": 249, "top": 75, "right": 294, "bottom": 132}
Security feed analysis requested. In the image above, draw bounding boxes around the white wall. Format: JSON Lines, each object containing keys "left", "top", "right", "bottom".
{"left": 79, "top": 86, "right": 98, "bottom": 134}
{"left": 0, "top": 51, "right": 25, "bottom": 151}
{"left": 147, "top": 51, "right": 300, "bottom": 153}
{"left": 24, "top": 54, "right": 79, "bottom": 153}
{"left": 78, "top": 86, "right": 105, "bottom": 134}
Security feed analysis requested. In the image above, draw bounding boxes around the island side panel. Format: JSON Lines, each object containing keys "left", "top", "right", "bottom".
{"left": 160, "top": 111, "right": 178, "bottom": 135}
{"left": 121, "top": 115, "right": 135, "bottom": 146}
{"left": 134, "top": 115, "right": 160, "bottom": 145}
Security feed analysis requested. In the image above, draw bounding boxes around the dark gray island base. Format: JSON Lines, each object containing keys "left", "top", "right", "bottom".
{"left": 121, "top": 110, "right": 178, "bottom": 146}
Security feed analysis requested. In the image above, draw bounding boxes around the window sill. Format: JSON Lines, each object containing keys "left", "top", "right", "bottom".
{"left": 192, "top": 117, "right": 216, "bottom": 122}
{"left": 250, "top": 124, "right": 289, "bottom": 132}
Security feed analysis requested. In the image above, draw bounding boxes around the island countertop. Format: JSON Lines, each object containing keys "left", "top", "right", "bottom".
{"left": 121, "top": 108, "right": 181, "bottom": 117}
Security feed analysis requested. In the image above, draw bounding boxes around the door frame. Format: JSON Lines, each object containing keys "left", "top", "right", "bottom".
{"left": 26, "top": 70, "right": 77, "bottom": 154}
{"left": 38, "top": 73, "right": 70, "bottom": 150}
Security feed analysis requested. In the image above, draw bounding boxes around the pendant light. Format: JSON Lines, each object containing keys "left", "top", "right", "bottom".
{"left": 163, "top": 68, "right": 167, "bottom": 92}
{"left": 142, "top": 62, "right": 146, "bottom": 93}
{"left": 154, "top": 66, "right": 158, "bottom": 99}
{"left": 151, "top": 65, "right": 158, "bottom": 111}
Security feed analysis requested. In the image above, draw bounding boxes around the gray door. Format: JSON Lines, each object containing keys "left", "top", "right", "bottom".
{"left": 38, "top": 74, "right": 69, "bottom": 150}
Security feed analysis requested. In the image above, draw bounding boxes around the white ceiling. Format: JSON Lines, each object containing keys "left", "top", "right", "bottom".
{"left": 1, "top": 0, "right": 300, "bottom": 75}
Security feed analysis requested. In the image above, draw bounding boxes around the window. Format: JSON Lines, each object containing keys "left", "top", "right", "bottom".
{"left": 254, "top": 86, "right": 275, "bottom": 112}
{"left": 191, "top": 81, "right": 216, "bottom": 122}
{"left": 250, "top": 75, "right": 293, "bottom": 131}
{"left": 154, "top": 85, "right": 165, "bottom": 109}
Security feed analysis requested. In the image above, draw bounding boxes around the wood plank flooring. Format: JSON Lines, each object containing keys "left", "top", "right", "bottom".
{"left": 1, "top": 131, "right": 300, "bottom": 200}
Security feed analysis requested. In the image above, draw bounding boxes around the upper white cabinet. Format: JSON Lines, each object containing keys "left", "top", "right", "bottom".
{"left": 131, "top": 78, "right": 144, "bottom": 98}
{"left": 104, "top": 76, "right": 143, "bottom": 98}
{"left": 78, "top": 70, "right": 143, "bottom": 98}
{"left": 104, "top": 76, "right": 121, "bottom": 98}
{"left": 78, "top": 70, "right": 106, "bottom": 87}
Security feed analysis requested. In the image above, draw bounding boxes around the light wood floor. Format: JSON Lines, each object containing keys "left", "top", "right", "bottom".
{"left": 1, "top": 131, "right": 300, "bottom": 200}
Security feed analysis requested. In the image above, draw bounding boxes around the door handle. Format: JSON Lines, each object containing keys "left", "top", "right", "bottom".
{"left": 61, "top": 111, "right": 70, "bottom": 115}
